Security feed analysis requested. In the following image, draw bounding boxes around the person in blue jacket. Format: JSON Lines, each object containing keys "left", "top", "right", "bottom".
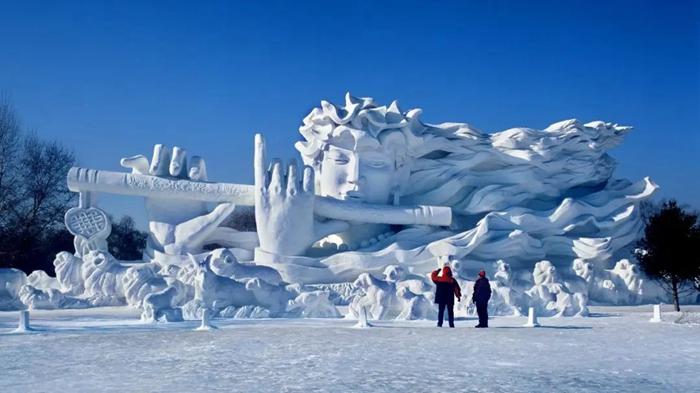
{"left": 472, "top": 270, "right": 492, "bottom": 328}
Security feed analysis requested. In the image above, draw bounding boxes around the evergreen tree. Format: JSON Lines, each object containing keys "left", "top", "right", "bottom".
{"left": 107, "top": 215, "right": 148, "bottom": 261}
{"left": 635, "top": 200, "right": 700, "bottom": 311}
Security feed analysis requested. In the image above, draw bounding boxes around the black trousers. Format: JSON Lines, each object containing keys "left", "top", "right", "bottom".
{"left": 437, "top": 302, "right": 454, "bottom": 327}
{"left": 476, "top": 300, "right": 488, "bottom": 326}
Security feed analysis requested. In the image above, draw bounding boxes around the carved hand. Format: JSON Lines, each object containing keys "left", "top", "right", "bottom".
{"left": 254, "top": 134, "right": 348, "bottom": 256}
{"left": 120, "top": 145, "right": 235, "bottom": 256}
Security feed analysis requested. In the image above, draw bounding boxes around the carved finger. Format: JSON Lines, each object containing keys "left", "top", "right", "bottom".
{"left": 188, "top": 156, "right": 208, "bottom": 181}
{"left": 302, "top": 166, "right": 314, "bottom": 194}
{"left": 170, "top": 146, "right": 187, "bottom": 178}
{"left": 120, "top": 155, "right": 150, "bottom": 175}
{"left": 254, "top": 134, "right": 267, "bottom": 192}
{"left": 286, "top": 159, "right": 299, "bottom": 196}
{"left": 269, "top": 160, "right": 283, "bottom": 196}
{"left": 150, "top": 144, "right": 171, "bottom": 176}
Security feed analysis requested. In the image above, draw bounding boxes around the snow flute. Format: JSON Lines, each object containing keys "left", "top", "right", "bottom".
{"left": 67, "top": 167, "right": 452, "bottom": 226}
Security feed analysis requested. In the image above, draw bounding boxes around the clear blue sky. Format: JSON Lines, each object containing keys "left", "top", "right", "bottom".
{"left": 1, "top": 1, "right": 698, "bottom": 228}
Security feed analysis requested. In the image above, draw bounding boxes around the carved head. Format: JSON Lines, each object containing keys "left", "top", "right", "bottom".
{"left": 353, "top": 272, "right": 377, "bottom": 290}
{"left": 572, "top": 258, "right": 594, "bottom": 282}
{"left": 209, "top": 248, "right": 238, "bottom": 277}
{"left": 296, "top": 93, "right": 420, "bottom": 205}
{"left": 533, "top": 260, "right": 557, "bottom": 285}
{"left": 383, "top": 265, "right": 406, "bottom": 283}
{"left": 210, "top": 248, "right": 236, "bottom": 265}
{"left": 83, "top": 250, "right": 114, "bottom": 271}
{"left": 494, "top": 260, "right": 511, "bottom": 285}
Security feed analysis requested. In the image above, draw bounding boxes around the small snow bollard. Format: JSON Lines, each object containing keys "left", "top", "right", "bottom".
{"left": 195, "top": 308, "right": 218, "bottom": 331}
{"left": 13, "top": 310, "right": 32, "bottom": 333}
{"left": 354, "top": 304, "right": 372, "bottom": 328}
{"left": 649, "top": 304, "right": 662, "bottom": 323}
{"left": 523, "top": 307, "right": 540, "bottom": 328}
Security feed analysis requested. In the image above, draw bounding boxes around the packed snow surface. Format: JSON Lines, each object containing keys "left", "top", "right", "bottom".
{"left": 1, "top": 305, "right": 698, "bottom": 392}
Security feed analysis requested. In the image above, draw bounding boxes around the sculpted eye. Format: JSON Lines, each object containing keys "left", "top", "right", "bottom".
{"left": 325, "top": 152, "right": 349, "bottom": 165}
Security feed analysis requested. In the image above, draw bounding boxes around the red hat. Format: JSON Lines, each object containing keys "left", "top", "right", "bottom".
{"left": 478, "top": 270, "right": 486, "bottom": 277}
{"left": 442, "top": 265, "right": 453, "bottom": 277}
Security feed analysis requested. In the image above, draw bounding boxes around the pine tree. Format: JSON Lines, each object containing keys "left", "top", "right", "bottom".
{"left": 635, "top": 200, "right": 700, "bottom": 311}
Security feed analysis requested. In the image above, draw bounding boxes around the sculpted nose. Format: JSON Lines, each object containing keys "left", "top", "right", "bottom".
{"left": 347, "top": 157, "right": 361, "bottom": 185}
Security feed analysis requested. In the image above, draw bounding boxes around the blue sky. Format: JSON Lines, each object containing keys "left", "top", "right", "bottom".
{"left": 1, "top": 1, "right": 698, "bottom": 228}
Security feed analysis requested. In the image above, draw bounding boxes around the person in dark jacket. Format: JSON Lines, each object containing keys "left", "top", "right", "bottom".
{"left": 472, "top": 270, "right": 492, "bottom": 328}
{"left": 430, "top": 265, "right": 462, "bottom": 328}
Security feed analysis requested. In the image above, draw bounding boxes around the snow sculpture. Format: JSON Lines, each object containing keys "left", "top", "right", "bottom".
{"left": 118, "top": 145, "right": 237, "bottom": 262}
{"left": 383, "top": 265, "right": 432, "bottom": 297}
{"left": 65, "top": 206, "right": 111, "bottom": 249}
{"left": 191, "top": 254, "right": 257, "bottom": 313}
{"left": 489, "top": 260, "right": 528, "bottom": 316}
{"left": 611, "top": 259, "right": 643, "bottom": 297}
{"left": 81, "top": 251, "right": 128, "bottom": 305}
{"left": 27, "top": 270, "right": 61, "bottom": 291}
{"left": 209, "top": 248, "right": 283, "bottom": 285}
{"left": 348, "top": 273, "right": 401, "bottom": 320}
{"left": 122, "top": 263, "right": 168, "bottom": 307}
{"left": 141, "top": 286, "right": 183, "bottom": 322}
{"left": 348, "top": 271, "right": 436, "bottom": 320}
{"left": 17, "top": 285, "right": 88, "bottom": 309}
{"left": 21, "top": 92, "right": 665, "bottom": 319}
{"left": 307, "top": 282, "right": 363, "bottom": 306}
{"left": 244, "top": 277, "right": 294, "bottom": 316}
{"left": 395, "top": 286, "right": 437, "bottom": 320}
{"left": 250, "top": 93, "right": 656, "bottom": 287}
{"left": 526, "top": 261, "right": 589, "bottom": 317}
{"left": 53, "top": 252, "right": 84, "bottom": 295}
{"left": 287, "top": 290, "right": 341, "bottom": 318}
{"left": 573, "top": 258, "right": 666, "bottom": 305}
{"left": 0, "top": 269, "right": 27, "bottom": 310}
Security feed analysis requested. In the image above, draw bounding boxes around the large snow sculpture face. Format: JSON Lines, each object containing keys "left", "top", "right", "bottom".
{"left": 296, "top": 94, "right": 412, "bottom": 207}
{"left": 318, "top": 129, "right": 403, "bottom": 205}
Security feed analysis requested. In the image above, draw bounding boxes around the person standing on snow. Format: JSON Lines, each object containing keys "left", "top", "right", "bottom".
{"left": 472, "top": 270, "right": 492, "bottom": 328}
{"left": 431, "top": 265, "right": 462, "bottom": 328}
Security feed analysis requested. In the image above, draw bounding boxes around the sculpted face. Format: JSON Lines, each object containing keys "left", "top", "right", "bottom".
{"left": 317, "top": 130, "right": 402, "bottom": 205}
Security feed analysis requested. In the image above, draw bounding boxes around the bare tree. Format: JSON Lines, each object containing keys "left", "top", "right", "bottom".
{"left": 0, "top": 101, "right": 76, "bottom": 273}
{"left": 0, "top": 99, "right": 21, "bottom": 225}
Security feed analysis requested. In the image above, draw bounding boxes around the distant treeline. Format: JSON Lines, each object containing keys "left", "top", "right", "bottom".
{"left": 0, "top": 99, "right": 146, "bottom": 275}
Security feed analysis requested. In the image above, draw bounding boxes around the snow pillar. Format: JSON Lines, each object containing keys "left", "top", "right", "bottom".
{"left": 649, "top": 304, "right": 662, "bottom": 323}
{"left": 14, "top": 310, "right": 31, "bottom": 333}
{"left": 523, "top": 307, "right": 540, "bottom": 327}
{"left": 195, "top": 308, "right": 217, "bottom": 331}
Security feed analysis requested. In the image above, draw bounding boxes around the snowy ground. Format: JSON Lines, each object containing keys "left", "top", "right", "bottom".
{"left": 1, "top": 305, "right": 698, "bottom": 393}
